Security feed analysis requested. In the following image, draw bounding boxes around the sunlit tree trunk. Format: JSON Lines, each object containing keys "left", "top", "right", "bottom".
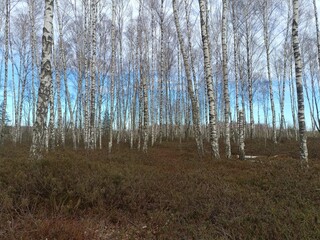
{"left": 83, "top": 0, "right": 90, "bottom": 148}
{"left": 1, "top": 0, "right": 9, "bottom": 143}
{"left": 16, "top": 42, "right": 28, "bottom": 143}
{"left": 159, "top": 0, "right": 164, "bottom": 144}
{"left": 312, "top": 0, "right": 320, "bottom": 131}
{"left": 141, "top": 41, "right": 149, "bottom": 153}
{"left": 151, "top": 9, "right": 156, "bottom": 147}
{"left": 238, "top": 110, "right": 245, "bottom": 160}
{"left": 245, "top": 15, "right": 254, "bottom": 139}
{"left": 173, "top": 0, "right": 203, "bottom": 157}
{"left": 177, "top": 47, "right": 183, "bottom": 144}
{"left": 27, "top": 0, "right": 37, "bottom": 127}
{"left": 108, "top": 0, "right": 116, "bottom": 153}
{"left": 184, "top": 0, "right": 202, "bottom": 142}
{"left": 313, "top": 0, "right": 320, "bottom": 75}
{"left": 48, "top": 45, "right": 55, "bottom": 150}
{"left": 30, "top": 0, "right": 54, "bottom": 160}
{"left": 118, "top": 18, "right": 125, "bottom": 145}
{"left": 231, "top": 0, "right": 239, "bottom": 140}
{"left": 262, "top": 0, "right": 277, "bottom": 143}
{"left": 10, "top": 37, "right": 19, "bottom": 144}
{"left": 289, "top": 57, "right": 298, "bottom": 140}
{"left": 279, "top": 6, "right": 291, "bottom": 140}
{"left": 198, "top": 0, "right": 220, "bottom": 159}
{"left": 221, "top": 0, "right": 231, "bottom": 158}
{"left": 89, "top": 0, "right": 97, "bottom": 149}
{"left": 292, "top": 0, "right": 308, "bottom": 165}
{"left": 55, "top": 0, "right": 64, "bottom": 147}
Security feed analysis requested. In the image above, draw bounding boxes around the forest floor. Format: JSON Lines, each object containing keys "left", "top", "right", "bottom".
{"left": 0, "top": 137, "right": 320, "bottom": 239}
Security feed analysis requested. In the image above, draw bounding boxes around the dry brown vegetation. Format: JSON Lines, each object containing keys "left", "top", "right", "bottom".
{"left": 0, "top": 138, "right": 320, "bottom": 239}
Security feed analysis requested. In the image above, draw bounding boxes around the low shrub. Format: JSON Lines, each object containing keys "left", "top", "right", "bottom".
{"left": 0, "top": 140, "right": 319, "bottom": 239}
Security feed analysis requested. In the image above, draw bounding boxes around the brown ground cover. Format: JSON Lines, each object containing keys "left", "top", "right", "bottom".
{"left": 0, "top": 137, "right": 319, "bottom": 239}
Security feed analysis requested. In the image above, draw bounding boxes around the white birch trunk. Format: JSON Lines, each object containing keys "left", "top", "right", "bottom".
{"left": 198, "top": 0, "right": 220, "bottom": 159}
{"left": 262, "top": 0, "right": 277, "bottom": 143}
{"left": 159, "top": 0, "right": 164, "bottom": 144}
{"left": 292, "top": 0, "right": 308, "bottom": 165}
{"left": 173, "top": 0, "right": 204, "bottom": 157}
{"left": 30, "top": 0, "right": 54, "bottom": 160}
{"left": 238, "top": 110, "right": 245, "bottom": 160}
{"left": 231, "top": 0, "right": 239, "bottom": 142}
{"left": 108, "top": 0, "right": 116, "bottom": 154}
{"left": 1, "top": 0, "right": 9, "bottom": 143}
{"left": 89, "top": 0, "right": 97, "bottom": 149}
{"left": 221, "top": 0, "right": 231, "bottom": 158}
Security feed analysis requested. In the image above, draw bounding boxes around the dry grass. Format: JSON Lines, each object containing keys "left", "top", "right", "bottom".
{"left": 0, "top": 138, "right": 320, "bottom": 239}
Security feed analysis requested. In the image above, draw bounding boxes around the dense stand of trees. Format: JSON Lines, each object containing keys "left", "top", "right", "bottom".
{"left": 0, "top": 0, "right": 319, "bottom": 163}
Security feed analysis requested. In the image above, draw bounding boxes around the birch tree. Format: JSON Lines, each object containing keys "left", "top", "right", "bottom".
{"left": 108, "top": 0, "right": 116, "bottom": 153}
{"left": 159, "top": 0, "right": 164, "bottom": 144}
{"left": 173, "top": 0, "right": 204, "bottom": 157}
{"left": 292, "top": 0, "right": 308, "bottom": 165}
{"left": 30, "top": 0, "right": 54, "bottom": 160}
{"left": 198, "top": 0, "right": 220, "bottom": 159}
{"left": 1, "top": 0, "right": 10, "bottom": 144}
{"left": 221, "top": 0, "right": 231, "bottom": 158}
{"left": 261, "top": 0, "right": 277, "bottom": 143}
{"left": 89, "top": 0, "right": 97, "bottom": 149}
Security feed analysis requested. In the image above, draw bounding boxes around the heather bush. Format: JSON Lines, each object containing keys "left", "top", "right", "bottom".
{"left": 0, "top": 139, "right": 320, "bottom": 239}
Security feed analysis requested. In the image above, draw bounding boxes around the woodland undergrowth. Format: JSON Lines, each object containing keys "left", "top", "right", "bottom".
{"left": 0, "top": 138, "right": 319, "bottom": 239}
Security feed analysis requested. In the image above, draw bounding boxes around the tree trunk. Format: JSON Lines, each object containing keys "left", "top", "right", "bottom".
{"left": 30, "top": 0, "right": 54, "bottom": 160}
{"left": 198, "top": 0, "right": 220, "bottom": 159}
{"left": 221, "top": 0, "right": 231, "bottom": 158}
{"left": 238, "top": 110, "right": 245, "bottom": 160}
{"left": 172, "top": 0, "right": 204, "bottom": 157}
{"left": 292, "top": 0, "right": 308, "bottom": 165}
{"left": 262, "top": 0, "right": 277, "bottom": 143}
{"left": 1, "top": 0, "right": 9, "bottom": 144}
{"left": 108, "top": 0, "right": 116, "bottom": 154}
{"left": 89, "top": 0, "right": 97, "bottom": 149}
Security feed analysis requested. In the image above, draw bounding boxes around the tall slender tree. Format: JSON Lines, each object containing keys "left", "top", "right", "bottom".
{"left": 108, "top": 0, "right": 116, "bottom": 153}
{"left": 173, "top": 0, "right": 204, "bottom": 157}
{"left": 221, "top": 0, "right": 231, "bottom": 158}
{"left": 198, "top": 0, "right": 220, "bottom": 159}
{"left": 30, "top": 0, "right": 54, "bottom": 160}
{"left": 292, "top": 0, "right": 308, "bottom": 165}
{"left": 1, "top": 0, "right": 10, "bottom": 143}
{"left": 261, "top": 0, "right": 277, "bottom": 143}
{"left": 89, "top": 0, "right": 97, "bottom": 149}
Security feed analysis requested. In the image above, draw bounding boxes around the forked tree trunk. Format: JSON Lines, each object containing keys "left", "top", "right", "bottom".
{"left": 292, "top": 0, "right": 308, "bottom": 165}
{"left": 30, "top": 0, "right": 54, "bottom": 160}
{"left": 172, "top": 0, "right": 204, "bottom": 157}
